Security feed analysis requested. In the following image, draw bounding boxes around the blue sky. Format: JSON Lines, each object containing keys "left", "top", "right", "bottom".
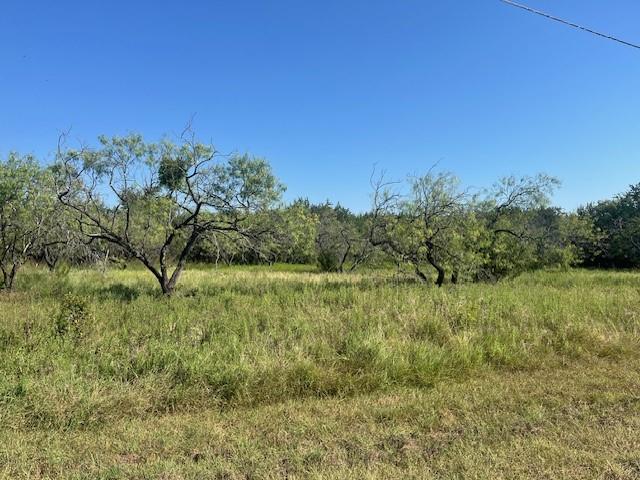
{"left": 1, "top": 0, "right": 638, "bottom": 211}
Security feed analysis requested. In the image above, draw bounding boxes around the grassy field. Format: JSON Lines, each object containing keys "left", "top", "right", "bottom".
{"left": 1, "top": 266, "right": 639, "bottom": 478}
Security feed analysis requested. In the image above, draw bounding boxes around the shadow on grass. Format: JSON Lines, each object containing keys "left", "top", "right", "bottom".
{"left": 94, "top": 283, "right": 143, "bottom": 302}
{"left": 189, "top": 275, "right": 428, "bottom": 298}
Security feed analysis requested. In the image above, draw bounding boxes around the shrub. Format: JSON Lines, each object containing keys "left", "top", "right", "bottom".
{"left": 54, "top": 293, "right": 92, "bottom": 339}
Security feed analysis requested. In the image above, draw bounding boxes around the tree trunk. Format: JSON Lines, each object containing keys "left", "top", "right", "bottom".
{"left": 44, "top": 247, "right": 58, "bottom": 271}
{"left": 426, "top": 253, "right": 445, "bottom": 287}
{"left": 0, "top": 264, "right": 18, "bottom": 291}
{"left": 157, "top": 264, "right": 186, "bottom": 296}
{"left": 156, "top": 227, "right": 200, "bottom": 296}
{"left": 414, "top": 266, "right": 428, "bottom": 283}
{"left": 158, "top": 275, "right": 176, "bottom": 296}
{"left": 166, "top": 271, "right": 182, "bottom": 296}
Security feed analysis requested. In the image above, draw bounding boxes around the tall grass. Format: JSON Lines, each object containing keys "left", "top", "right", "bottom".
{"left": 0, "top": 266, "right": 638, "bottom": 430}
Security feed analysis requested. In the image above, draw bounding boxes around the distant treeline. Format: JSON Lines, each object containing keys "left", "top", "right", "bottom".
{"left": 189, "top": 185, "right": 640, "bottom": 279}
{"left": 1, "top": 132, "right": 638, "bottom": 294}
{"left": 577, "top": 184, "right": 640, "bottom": 269}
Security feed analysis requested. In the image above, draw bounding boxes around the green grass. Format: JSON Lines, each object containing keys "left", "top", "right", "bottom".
{"left": 1, "top": 266, "right": 639, "bottom": 478}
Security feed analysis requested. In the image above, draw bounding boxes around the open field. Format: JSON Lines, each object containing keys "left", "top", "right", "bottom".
{"left": 1, "top": 267, "right": 639, "bottom": 478}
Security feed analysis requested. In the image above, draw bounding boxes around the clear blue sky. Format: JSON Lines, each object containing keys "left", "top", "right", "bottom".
{"left": 1, "top": 0, "right": 638, "bottom": 211}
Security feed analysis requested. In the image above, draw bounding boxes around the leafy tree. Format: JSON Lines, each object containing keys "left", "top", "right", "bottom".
{"left": 29, "top": 204, "right": 96, "bottom": 271}
{"left": 367, "top": 171, "right": 567, "bottom": 285}
{"left": 313, "top": 203, "right": 373, "bottom": 273}
{"left": 369, "top": 170, "right": 468, "bottom": 286}
{"left": 315, "top": 206, "right": 347, "bottom": 272}
{"left": 477, "top": 174, "right": 561, "bottom": 279}
{"left": 187, "top": 202, "right": 319, "bottom": 266}
{"left": 269, "top": 201, "right": 318, "bottom": 264}
{"left": 579, "top": 183, "right": 640, "bottom": 268}
{"left": 56, "top": 132, "right": 283, "bottom": 295}
{"left": 0, "top": 154, "right": 55, "bottom": 289}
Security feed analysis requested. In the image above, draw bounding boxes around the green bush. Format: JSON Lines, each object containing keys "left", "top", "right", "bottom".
{"left": 54, "top": 293, "right": 92, "bottom": 339}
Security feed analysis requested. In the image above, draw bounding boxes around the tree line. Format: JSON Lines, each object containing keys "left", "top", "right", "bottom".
{"left": 0, "top": 132, "right": 637, "bottom": 294}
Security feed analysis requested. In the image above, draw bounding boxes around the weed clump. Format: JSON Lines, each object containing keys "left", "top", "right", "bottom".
{"left": 54, "top": 293, "right": 92, "bottom": 339}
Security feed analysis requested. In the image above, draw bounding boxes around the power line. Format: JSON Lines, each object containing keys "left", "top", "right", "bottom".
{"left": 499, "top": 0, "right": 640, "bottom": 50}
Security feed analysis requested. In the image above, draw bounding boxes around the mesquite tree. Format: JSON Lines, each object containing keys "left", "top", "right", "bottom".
{"left": 0, "top": 154, "right": 56, "bottom": 290}
{"left": 369, "top": 170, "right": 469, "bottom": 286}
{"left": 55, "top": 133, "right": 283, "bottom": 295}
{"left": 315, "top": 204, "right": 371, "bottom": 273}
{"left": 367, "top": 170, "right": 560, "bottom": 285}
{"left": 30, "top": 207, "right": 96, "bottom": 271}
{"left": 479, "top": 174, "right": 561, "bottom": 279}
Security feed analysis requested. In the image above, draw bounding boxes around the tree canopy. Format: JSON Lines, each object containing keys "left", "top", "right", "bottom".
{"left": 55, "top": 133, "right": 284, "bottom": 294}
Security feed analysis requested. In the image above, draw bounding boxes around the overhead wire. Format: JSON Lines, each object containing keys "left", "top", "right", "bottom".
{"left": 499, "top": 0, "right": 640, "bottom": 50}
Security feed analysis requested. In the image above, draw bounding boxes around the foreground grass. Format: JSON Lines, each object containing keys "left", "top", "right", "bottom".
{"left": 4, "top": 355, "right": 639, "bottom": 479}
{"left": 0, "top": 267, "right": 639, "bottom": 478}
